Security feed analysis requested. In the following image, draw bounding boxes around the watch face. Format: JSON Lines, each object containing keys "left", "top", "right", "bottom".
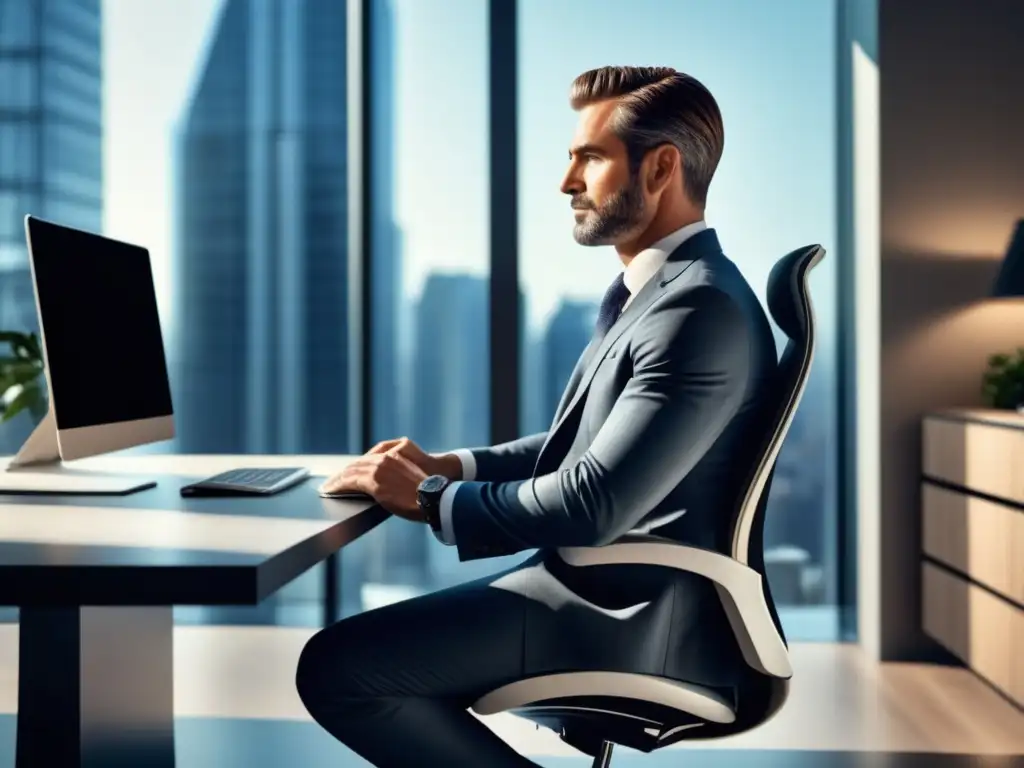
{"left": 420, "top": 475, "right": 447, "bottom": 494}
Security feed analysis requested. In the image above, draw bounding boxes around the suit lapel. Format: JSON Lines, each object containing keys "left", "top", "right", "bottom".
{"left": 549, "top": 320, "right": 613, "bottom": 426}
{"left": 550, "top": 341, "right": 591, "bottom": 426}
{"left": 535, "top": 229, "right": 723, "bottom": 472}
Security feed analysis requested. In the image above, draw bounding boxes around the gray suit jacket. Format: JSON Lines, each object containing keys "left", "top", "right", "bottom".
{"left": 450, "top": 229, "right": 778, "bottom": 691}
{"left": 451, "top": 228, "right": 777, "bottom": 559}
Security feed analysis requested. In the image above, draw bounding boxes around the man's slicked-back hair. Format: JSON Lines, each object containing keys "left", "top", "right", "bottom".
{"left": 570, "top": 66, "right": 724, "bottom": 207}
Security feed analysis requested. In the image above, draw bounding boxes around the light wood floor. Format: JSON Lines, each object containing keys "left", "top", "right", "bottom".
{"left": 0, "top": 626, "right": 1019, "bottom": 757}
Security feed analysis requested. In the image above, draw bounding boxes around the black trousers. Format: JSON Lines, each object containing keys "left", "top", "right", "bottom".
{"left": 295, "top": 567, "right": 546, "bottom": 767}
{"left": 295, "top": 551, "right": 730, "bottom": 766}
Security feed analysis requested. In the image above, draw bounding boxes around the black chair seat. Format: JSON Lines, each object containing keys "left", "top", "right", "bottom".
{"left": 472, "top": 670, "right": 736, "bottom": 755}
{"left": 511, "top": 695, "right": 716, "bottom": 755}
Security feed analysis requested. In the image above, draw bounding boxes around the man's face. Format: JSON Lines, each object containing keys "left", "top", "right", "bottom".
{"left": 560, "top": 100, "right": 647, "bottom": 246}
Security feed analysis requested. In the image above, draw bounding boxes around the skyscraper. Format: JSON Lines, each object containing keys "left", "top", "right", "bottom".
{"left": 412, "top": 272, "right": 490, "bottom": 453}
{"left": 356, "top": 270, "right": 489, "bottom": 600}
{"left": 0, "top": 0, "right": 103, "bottom": 452}
{"left": 173, "top": 0, "right": 351, "bottom": 454}
{"left": 540, "top": 299, "right": 596, "bottom": 424}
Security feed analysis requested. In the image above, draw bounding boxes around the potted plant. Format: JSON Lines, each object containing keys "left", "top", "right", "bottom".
{"left": 0, "top": 330, "right": 47, "bottom": 425}
{"left": 982, "top": 349, "right": 1024, "bottom": 412}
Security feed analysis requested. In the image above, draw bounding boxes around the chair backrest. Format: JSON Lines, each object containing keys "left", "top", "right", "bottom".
{"left": 730, "top": 245, "right": 826, "bottom": 569}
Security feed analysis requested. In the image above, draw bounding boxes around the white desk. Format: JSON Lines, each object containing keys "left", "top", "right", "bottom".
{"left": 0, "top": 453, "right": 385, "bottom": 768}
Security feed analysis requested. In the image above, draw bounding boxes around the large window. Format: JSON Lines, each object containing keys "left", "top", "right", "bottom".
{"left": 0, "top": 0, "right": 850, "bottom": 635}
{"left": 0, "top": 0, "right": 36, "bottom": 48}
{"left": 0, "top": 59, "right": 37, "bottom": 110}
{"left": 344, "top": 0, "right": 514, "bottom": 615}
{"left": 518, "top": 0, "right": 841, "bottom": 639}
{"left": 104, "top": 0, "right": 353, "bottom": 626}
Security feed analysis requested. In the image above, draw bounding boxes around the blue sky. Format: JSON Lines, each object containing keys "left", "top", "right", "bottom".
{"left": 102, "top": 0, "right": 837, "bottom": 332}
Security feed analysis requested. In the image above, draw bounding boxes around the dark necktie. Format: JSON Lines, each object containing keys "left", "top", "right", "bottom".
{"left": 594, "top": 272, "right": 630, "bottom": 337}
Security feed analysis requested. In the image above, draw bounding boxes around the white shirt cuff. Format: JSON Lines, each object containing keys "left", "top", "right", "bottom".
{"left": 434, "top": 480, "right": 463, "bottom": 546}
{"left": 451, "top": 449, "right": 476, "bottom": 481}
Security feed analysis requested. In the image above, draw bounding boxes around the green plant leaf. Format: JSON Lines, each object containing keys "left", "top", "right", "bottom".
{"left": 1, "top": 381, "right": 44, "bottom": 423}
{"left": 0, "top": 331, "right": 40, "bottom": 361}
{"left": 0, "top": 359, "right": 41, "bottom": 379}
{"left": 0, "top": 330, "right": 42, "bottom": 368}
{"left": 980, "top": 349, "right": 1024, "bottom": 409}
{"left": 25, "top": 332, "right": 40, "bottom": 358}
{"left": 0, "top": 357, "right": 42, "bottom": 398}
{"left": 0, "top": 330, "right": 44, "bottom": 412}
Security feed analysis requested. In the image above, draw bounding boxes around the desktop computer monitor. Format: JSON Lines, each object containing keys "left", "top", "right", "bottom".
{"left": 25, "top": 215, "right": 175, "bottom": 459}
{"left": 4, "top": 217, "right": 309, "bottom": 498}
{"left": 0, "top": 217, "right": 175, "bottom": 492}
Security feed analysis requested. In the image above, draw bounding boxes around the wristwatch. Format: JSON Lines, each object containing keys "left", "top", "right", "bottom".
{"left": 417, "top": 474, "right": 452, "bottom": 537}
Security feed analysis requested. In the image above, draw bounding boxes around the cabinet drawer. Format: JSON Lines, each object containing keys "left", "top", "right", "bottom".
{"left": 1013, "top": 510, "right": 1024, "bottom": 605}
{"left": 1013, "top": 606, "right": 1024, "bottom": 706}
{"left": 922, "top": 483, "right": 1017, "bottom": 601}
{"left": 968, "top": 582, "right": 1016, "bottom": 697}
{"left": 923, "top": 562, "right": 1021, "bottom": 707}
{"left": 922, "top": 561, "right": 969, "bottom": 659}
{"left": 922, "top": 417, "right": 1024, "bottom": 502}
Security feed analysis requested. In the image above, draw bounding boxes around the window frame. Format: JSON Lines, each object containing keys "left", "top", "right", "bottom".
{"left": 351, "top": 0, "right": 860, "bottom": 638}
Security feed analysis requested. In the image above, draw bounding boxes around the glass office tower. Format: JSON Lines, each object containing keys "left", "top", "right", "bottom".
{"left": 535, "top": 300, "right": 597, "bottom": 434}
{"left": 173, "top": 0, "right": 352, "bottom": 455}
{"left": 411, "top": 273, "right": 489, "bottom": 453}
{"left": 0, "top": 0, "right": 103, "bottom": 453}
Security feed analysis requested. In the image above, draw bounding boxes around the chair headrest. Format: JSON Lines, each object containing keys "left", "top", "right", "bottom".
{"left": 766, "top": 245, "right": 825, "bottom": 341}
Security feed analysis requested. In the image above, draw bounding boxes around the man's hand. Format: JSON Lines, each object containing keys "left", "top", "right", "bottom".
{"left": 320, "top": 451, "right": 428, "bottom": 521}
{"left": 367, "top": 437, "right": 462, "bottom": 480}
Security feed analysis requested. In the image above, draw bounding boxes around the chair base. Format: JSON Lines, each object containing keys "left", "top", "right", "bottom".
{"left": 591, "top": 740, "right": 614, "bottom": 768}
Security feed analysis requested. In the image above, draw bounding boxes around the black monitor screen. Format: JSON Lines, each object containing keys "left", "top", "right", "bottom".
{"left": 26, "top": 217, "right": 174, "bottom": 430}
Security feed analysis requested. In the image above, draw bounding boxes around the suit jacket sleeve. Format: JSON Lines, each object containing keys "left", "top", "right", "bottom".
{"left": 465, "top": 432, "right": 548, "bottom": 482}
{"left": 449, "top": 285, "right": 752, "bottom": 561}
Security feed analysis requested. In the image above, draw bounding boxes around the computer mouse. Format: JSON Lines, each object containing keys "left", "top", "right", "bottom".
{"left": 318, "top": 489, "right": 374, "bottom": 500}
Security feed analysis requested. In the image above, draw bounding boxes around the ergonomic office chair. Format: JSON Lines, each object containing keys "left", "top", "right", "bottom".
{"left": 472, "top": 244, "right": 826, "bottom": 767}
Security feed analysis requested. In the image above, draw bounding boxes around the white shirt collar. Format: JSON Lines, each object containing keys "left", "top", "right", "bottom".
{"left": 622, "top": 220, "right": 707, "bottom": 298}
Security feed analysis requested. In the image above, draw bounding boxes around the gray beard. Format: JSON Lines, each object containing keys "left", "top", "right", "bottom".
{"left": 572, "top": 178, "right": 646, "bottom": 246}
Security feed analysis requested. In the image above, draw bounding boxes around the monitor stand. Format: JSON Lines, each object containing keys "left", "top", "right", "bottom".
{"left": 1, "top": 409, "right": 156, "bottom": 495}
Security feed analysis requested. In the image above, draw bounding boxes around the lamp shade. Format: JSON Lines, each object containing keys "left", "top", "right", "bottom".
{"left": 992, "top": 219, "right": 1024, "bottom": 298}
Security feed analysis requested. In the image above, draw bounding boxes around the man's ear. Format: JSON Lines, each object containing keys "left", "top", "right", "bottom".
{"left": 643, "top": 144, "right": 680, "bottom": 196}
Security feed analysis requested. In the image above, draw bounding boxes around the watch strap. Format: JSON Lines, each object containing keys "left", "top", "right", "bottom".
{"left": 418, "top": 475, "right": 450, "bottom": 534}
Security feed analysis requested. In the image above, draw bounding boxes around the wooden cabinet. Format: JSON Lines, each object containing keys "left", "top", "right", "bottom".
{"left": 922, "top": 410, "right": 1024, "bottom": 708}
{"left": 922, "top": 411, "right": 1024, "bottom": 502}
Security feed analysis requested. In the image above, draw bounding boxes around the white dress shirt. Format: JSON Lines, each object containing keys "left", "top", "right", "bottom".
{"left": 432, "top": 219, "right": 708, "bottom": 546}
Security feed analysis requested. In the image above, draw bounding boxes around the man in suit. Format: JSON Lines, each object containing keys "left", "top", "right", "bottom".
{"left": 296, "top": 66, "right": 778, "bottom": 767}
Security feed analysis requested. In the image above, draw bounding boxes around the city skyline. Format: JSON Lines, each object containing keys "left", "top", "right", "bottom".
{"left": 101, "top": 0, "right": 839, "bottom": 334}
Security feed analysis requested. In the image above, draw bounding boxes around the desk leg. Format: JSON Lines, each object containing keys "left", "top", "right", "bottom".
{"left": 323, "top": 552, "right": 340, "bottom": 626}
{"left": 16, "top": 606, "right": 175, "bottom": 768}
